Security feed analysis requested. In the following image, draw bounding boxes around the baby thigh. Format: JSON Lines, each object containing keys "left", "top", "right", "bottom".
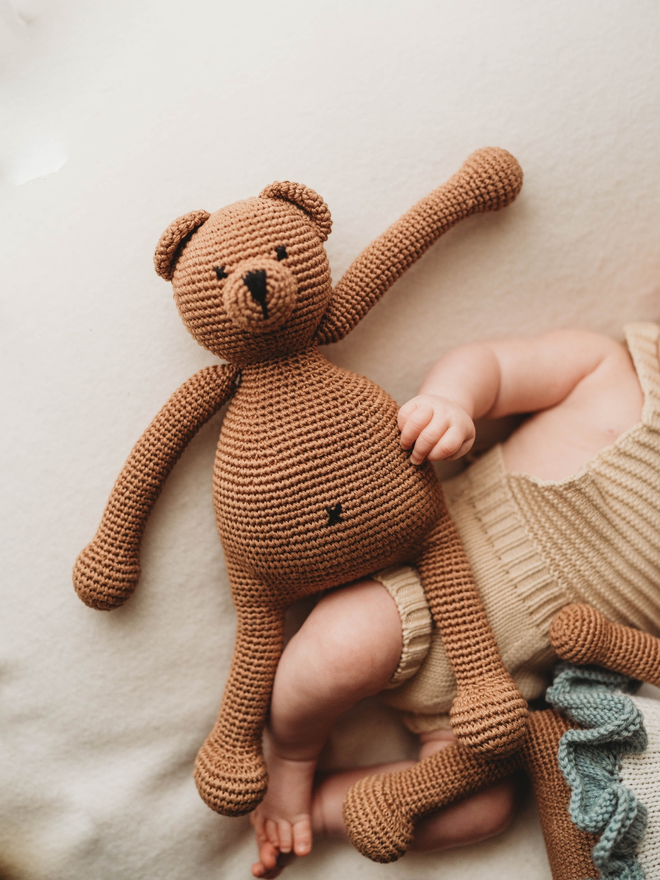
{"left": 270, "top": 579, "right": 404, "bottom": 751}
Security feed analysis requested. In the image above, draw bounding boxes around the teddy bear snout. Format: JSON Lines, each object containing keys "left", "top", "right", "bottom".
{"left": 222, "top": 257, "right": 298, "bottom": 335}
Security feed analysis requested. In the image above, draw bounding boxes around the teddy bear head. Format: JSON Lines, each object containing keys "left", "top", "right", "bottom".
{"left": 154, "top": 183, "right": 333, "bottom": 365}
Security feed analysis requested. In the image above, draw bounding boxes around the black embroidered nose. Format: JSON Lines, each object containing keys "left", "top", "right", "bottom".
{"left": 326, "top": 503, "right": 343, "bottom": 526}
{"left": 243, "top": 269, "right": 269, "bottom": 319}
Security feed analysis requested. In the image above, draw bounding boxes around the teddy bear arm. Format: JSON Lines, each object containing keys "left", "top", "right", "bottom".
{"left": 73, "top": 364, "right": 238, "bottom": 610}
{"left": 550, "top": 604, "right": 660, "bottom": 687}
{"left": 315, "top": 147, "right": 523, "bottom": 345}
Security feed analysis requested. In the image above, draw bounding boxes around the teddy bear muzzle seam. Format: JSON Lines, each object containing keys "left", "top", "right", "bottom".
{"left": 221, "top": 256, "right": 298, "bottom": 335}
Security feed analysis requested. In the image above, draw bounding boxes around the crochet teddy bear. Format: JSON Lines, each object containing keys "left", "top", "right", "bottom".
{"left": 73, "top": 148, "right": 525, "bottom": 818}
{"left": 344, "top": 602, "right": 660, "bottom": 879}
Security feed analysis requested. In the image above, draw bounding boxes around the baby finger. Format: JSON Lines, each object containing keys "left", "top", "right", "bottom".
{"left": 410, "top": 423, "right": 447, "bottom": 464}
{"left": 428, "top": 425, "right": 472, "bottom": 461}
{"left": 400, "top": 403, "right": 434, "bottom": 450}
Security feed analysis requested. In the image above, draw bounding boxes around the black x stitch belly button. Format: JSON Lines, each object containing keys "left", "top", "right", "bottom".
{"left": 325, "top": 503, "right": 343, "bottom": 526}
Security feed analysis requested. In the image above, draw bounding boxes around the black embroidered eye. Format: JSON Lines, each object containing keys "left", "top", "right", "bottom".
{"left": 214, "top": 265, "right": 228, "bottom": 280}
{"left": 275, "top": 246, "right": 287, "bottom": 261}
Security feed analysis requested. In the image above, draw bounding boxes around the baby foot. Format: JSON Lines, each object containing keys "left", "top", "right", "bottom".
{"left": 250, "top": 747, "right": 316, "bottom": 877}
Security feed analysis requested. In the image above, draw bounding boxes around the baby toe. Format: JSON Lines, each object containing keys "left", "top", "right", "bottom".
{"left": 265, "top": 818, "right": 280, "bottom": 847}
{"left": 251, "top": 809, "right": 266, "bottom": 839}
{"left": 277, "top": 820, "right": 293, "bottom": 853}
{"left": 292, "top": 817, "right": 312, "bottom": 856}
{"left": 255, "top": 840, "right": 280, "bottom": 875}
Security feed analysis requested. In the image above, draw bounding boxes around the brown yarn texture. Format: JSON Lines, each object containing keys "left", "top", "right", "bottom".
{"left": 523, "top": 711, "right": 599, "bottom": 880}
{"left": 417, "top": 507, "right": 528, "bottom": 755}
{"left": 344, "top": 737, "right": 522, "bottom": 862}
{"left": 259, "top": 181, "right": 333, "bottom": 241}
{"left": 73, "top": 365, "right": 237, "bottom": 609}
{"left": 345, "top": 606, "right": 660, "bottom": 878}
{"left": 73, "top": 148, "right": 526, "bottom": 817}
{"left": 316, "top": 148, "right": 523, "bottom": 345}
{"left": 551, "top": 603, "right": 660, "bottom": 687}
{"left": 154, "top": 210, "right": 211, "bottom": 281}
{"left": 343, "top": 710, "right": 597, "bottom": 877}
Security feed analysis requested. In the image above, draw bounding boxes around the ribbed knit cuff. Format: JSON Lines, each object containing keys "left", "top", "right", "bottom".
{"left": 373, "top": 566, "right": 433, "bottom": 689}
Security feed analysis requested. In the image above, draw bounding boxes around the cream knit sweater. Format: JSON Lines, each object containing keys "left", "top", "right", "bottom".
{"left": 380, "top": 323, "right": 660, "bottom": 732}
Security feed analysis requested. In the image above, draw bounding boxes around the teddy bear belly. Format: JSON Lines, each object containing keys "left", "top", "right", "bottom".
{"left": 212, "top": 375, "right": 443, "bottom": 598}
{"left": 214, "top": 447, "right": 442, "bottom": 597}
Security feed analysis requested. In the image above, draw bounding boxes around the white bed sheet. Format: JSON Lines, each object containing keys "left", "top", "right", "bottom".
{"left": 2, "top": 1, "right": 659, "bottom": 877}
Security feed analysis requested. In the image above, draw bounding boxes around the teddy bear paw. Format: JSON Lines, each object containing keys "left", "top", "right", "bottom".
{"left": 73, "top": 541, "right": 141, "bottom": 610}
{"left": 194, "top": 738, "right": 268, "bottom": 817}
{"left": 343, "top": 773, "right": 414, "bottom": 863}
{"left": 549, "top": 603, "right": 611, "bottom": 666}
{"left": 450, "top": 678, "right": 528, "bottom": 757}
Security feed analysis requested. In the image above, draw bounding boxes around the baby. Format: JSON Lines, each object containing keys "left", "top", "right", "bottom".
{"left": 251, "top": 322, "right": 660, "bottom": 878}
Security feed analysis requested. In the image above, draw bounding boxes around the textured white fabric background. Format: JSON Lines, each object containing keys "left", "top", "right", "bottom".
{"left": 1, "top": 1, "right": 659, "bottom": 878}
{"left": 623, "top": 696, "right": 660, "bottom": 878}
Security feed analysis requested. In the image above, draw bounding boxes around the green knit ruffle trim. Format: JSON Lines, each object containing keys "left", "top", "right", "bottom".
{"left": 546, "top": 663, "right": 648, "bottom": 880}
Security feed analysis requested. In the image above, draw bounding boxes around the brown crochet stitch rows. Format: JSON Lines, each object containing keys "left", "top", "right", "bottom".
{"left": 73, "top": 148, "right": 525, "bottom": 817}
{"left": 344, "top": 603, "right": 660, "bottom": 879}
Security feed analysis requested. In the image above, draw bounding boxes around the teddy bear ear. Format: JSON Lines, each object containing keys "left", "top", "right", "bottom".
{"left": 154, "top": 210, "right": 211, "bottom": 281}
{"left": 259, "top": 182, "right": 332, "bottom": 242}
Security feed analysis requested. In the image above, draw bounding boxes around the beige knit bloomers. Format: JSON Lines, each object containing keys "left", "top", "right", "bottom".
{"left": 376, "top": 323, "right": 660, "bottom": 733}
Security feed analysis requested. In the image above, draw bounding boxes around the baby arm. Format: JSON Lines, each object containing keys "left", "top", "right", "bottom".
{"left": 400, "top": 329, "right": 628, "bottom": 465}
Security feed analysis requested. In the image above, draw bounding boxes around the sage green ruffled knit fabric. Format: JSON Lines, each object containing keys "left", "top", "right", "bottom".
{"left": 547, "top": 664, "right": 648, "bottom": 880}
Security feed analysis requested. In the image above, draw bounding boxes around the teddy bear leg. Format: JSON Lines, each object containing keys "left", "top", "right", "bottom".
{"left": 342, "top": 742, "right": 522, "bottom": 863}
{"left": 415, "top": 510, "right": 528, "bottom": 757}
{"left": 194, "top": 568, "right": 286, "bottom": 817}
{"left": 550, "top": 603, "right": 660, "bottom": 686}
{"left": 523, "top": 710, "right": 599, "bottom": 879}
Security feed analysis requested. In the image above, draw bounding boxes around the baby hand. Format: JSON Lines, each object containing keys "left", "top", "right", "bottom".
{"left": 398, "top": 394, "right": 475, "bottom": 465}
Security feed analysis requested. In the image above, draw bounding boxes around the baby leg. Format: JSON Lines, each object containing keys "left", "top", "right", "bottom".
{"left": 251, "top": 577, "right": 403, "bottom": 878}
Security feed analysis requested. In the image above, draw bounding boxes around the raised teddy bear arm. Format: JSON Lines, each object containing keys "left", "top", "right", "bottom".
{"left": 315, "top": 147, "right": 523, "bottom": 346}
{"left": 73, "top": 364, "right": 239, "bottom": 610}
